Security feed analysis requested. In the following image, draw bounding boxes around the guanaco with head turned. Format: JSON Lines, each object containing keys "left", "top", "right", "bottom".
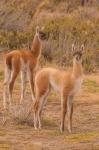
{"left": 3, "top": 26, "right": 46, "bottom": 109}
{"left": 33, "top": 44, "right": 84, "bottom": 133}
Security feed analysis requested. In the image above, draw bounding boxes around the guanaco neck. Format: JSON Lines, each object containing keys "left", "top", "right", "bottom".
{"left": 31, "top": 33, "right": 41, "bottom": 58}
{"left": 72, "top": 59, "right": 83, "bottom": 79}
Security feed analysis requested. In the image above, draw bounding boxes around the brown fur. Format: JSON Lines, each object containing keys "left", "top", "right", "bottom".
{"left": 3, "top": 26, "right": 45, "bottom": 109}
{"left": 33, "top": 44, "right": 84, "bottom": 133}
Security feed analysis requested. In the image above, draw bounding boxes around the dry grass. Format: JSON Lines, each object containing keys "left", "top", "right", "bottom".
{"left": 9, "top": 102, "right": 34, "bottom": 125}
{"left": 65, "top": 131, "right": 99, "bottom": 142}
{"left": 0, "top": 141, "right": 12, "bottom": 150}
{"left": 83, "top": 79, "right": 99, "bottom": 93}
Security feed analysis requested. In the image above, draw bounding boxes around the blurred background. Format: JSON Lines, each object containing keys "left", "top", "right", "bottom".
{"left": 0, "top": 0, "right": 99, "bottom": 72}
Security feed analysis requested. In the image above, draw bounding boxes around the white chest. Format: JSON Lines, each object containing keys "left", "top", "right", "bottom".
{"left": 70, "top": 78, "right": 83, "bottom": 95}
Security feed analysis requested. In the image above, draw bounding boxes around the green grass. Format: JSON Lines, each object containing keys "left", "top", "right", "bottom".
{"left": 43, "top": 116, "right": 57, "bottom": 127}
{"left": 48, "top": 91, "right": 57, "bottom": 102}
{"left": 33, "top": 129, "right": 63, "bottom": 137}
{"left": 0, "top": 71, "right": 3, "bottom": 80}
{"left": 0, "top": 141, "right": 12, "bottom": 150}
{"left": 0, "top": 129, "right": 6, "bottom": 136}
{"left": 15, "top": 125, "right": 29, "bottom": 130}
{"left": 65, "top": 131, "right": 99, "bottom": 142}
{"left": 83, "top": 79, "right": 99, "bottom": 93}
{"left": 26, "top": 142, "right": 43, "bottom": 150}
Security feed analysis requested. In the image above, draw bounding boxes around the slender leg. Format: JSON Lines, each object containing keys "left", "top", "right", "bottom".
{"left": 34, "top": 111, "right": 38, "bottom": 130}
{"left": 8, "top": 70, "right": 19, "bottom": 106}
{"left": 20, "top": 70, "right": 27, "bottom": 104}
{"left": 34, "top": 87, "right": 50, "bottom": 130}
{"left": 38, "top": 96, "right": 48, "bottom": 129}
{"left": 3, "top": 66, "right": 11, "bottom": 85}
{"left": 28, "top": 69, "right": 35, "bottom": 101}
{"left": 60, "top": 95, "right": 68, "bottom": 132}
{"left": 3, "top": 66, "right": 11, "bottom": 109}
{"left": 34, "top": 98, "right": 46, "bottom": 130}
{"left": 67, "top": 95, "right": 74, "bottom": 133}
{"left": 34, "top": 99, "right": 39, "bottom": 129}
{"left": 70, "top": 103, "right": 73, "bottom": 131}
{"left": 3, "top": 85, "right": 9, "bottom": 110}
{"left": 38, "top": 87, "right": 50, "bottom": 129}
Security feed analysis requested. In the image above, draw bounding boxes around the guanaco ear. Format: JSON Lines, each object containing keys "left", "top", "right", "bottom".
{"left": 72, "top": 44, "right": 75, "bottom": 52}
{"left": 80, "top": 44, "right": 84, "bottom": 53}
{"left": 36, "top": 26, "right": 40, "bottom": 34}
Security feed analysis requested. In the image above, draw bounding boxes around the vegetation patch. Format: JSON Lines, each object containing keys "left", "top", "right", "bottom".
{"left": 83, "top": 79, "right": 99, "bottom": 93}
{"left": 0, "top": 129, "right": 6, "bottom": 136}
{"left": 36, "top": 129, "right": 62, "bottom": 137}
{"left": 65, "top": 131, "right": 99, "bottom": 142}
{"left": 15, "top": 124, "right": 29, "bottom": 130}
{"left": 0, "top": 71, "right": 3, "bottom": 80}
{"left": 26, "top": 142, "right": 43, "bottom": 150}
{"left": 48, "top": 91, "right": 57, "bottom": 102}
{"left": 0, "top": 141, "right": 12, "bottom": 150}
{"left": 42, "top": 116, "right": 57, "bottom": 127}
{"left": 45, "top": 130, "right": 62, "bottom": 136}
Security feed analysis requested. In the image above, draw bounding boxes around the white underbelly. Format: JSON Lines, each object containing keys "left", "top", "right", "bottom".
{"left": 50, "top": 80, "right": 60, "bottom": 92}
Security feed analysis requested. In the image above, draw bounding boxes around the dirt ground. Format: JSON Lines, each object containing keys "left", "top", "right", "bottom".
{"left": 0, "top": 53, "right": 99, "bottom": 150}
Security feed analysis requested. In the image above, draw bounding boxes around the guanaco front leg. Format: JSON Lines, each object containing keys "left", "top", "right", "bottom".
{"left": 37, "top": 89, "right": 50, "bottom": 129}
{"left": 67, "top": 95, "right": 74, "bottom": 133}
{"left": 20, "top": 70, "right": 27, "bottom": 104}
{"left": 60, "top": 94, "right": 68, "bottom": 132}
{"left": 28, "top": 69, "right": 35, "bottom": 101}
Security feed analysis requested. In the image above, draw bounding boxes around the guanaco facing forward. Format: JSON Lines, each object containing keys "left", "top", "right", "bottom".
{"left": 34, "top": 44, "right": 84, "bottom": 133}
{"left": 3, "top": 26, "right": 46, "bottom": 109}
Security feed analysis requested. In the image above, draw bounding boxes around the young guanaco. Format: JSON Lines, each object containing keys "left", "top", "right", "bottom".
{"left": 33, "top": 44, "right": 84, "bottom": 133}
{"left": 3, "top": 26, "right": 46, "bottom": 109}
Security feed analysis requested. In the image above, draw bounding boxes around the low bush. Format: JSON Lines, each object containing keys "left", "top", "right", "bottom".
{"left": 0, "top": 6, "right": 99, "bottom": 72}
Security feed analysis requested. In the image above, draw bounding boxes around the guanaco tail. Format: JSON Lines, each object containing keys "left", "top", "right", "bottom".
{"left": 3, "top": 26, "right": 46, "bottom": 109}
{"left": 33, "top": 44, "right": 84, "bottom": 133}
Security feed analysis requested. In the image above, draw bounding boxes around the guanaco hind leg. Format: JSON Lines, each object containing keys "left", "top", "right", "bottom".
{"left": 37, "top": 88, "right": 50, "bottom": 129}
{"left": 3, "top": 66, "right": 11, "bottom": 109}
{"left": 8, "top": 69, "right": 19, "bottom": 106}
{"left": 34, "top": 86, "right": 50, "bottom": 129}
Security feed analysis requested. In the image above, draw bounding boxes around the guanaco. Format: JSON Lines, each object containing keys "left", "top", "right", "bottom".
{"left": 3, "top": 26, "right": 46, "bottom": 109}
{"left": 33, "top": 44, "right": 84, "bottom": 133}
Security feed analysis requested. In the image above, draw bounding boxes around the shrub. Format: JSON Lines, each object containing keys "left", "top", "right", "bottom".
{"left": 9, "top": 101, "right": 34, "bottom": 125}
{"left": 0, "top": 8, "right": 98, "bottom": 72}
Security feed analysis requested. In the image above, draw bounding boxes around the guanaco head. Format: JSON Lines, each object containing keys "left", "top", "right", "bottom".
{"left": 36, "top": 26, "right": 47, "bottom": 40}
{"left": 72, "top": 44, "right": 84, "bottom": 62}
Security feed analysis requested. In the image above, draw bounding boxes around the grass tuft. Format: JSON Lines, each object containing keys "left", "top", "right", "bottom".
{"left": 0, "top": 141, "right": 12, "bottom": 150}
{"left": 0, "top": 71, "right": 3, "bottom": 80}
{"left": 65, "top": 131, "right": 99, "bottom": 142}
{"left": 83, "top": 79, "right": 99, "bottom": 93}
{"left": 42, "top": 116, "right": 57, "bottom": 127}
